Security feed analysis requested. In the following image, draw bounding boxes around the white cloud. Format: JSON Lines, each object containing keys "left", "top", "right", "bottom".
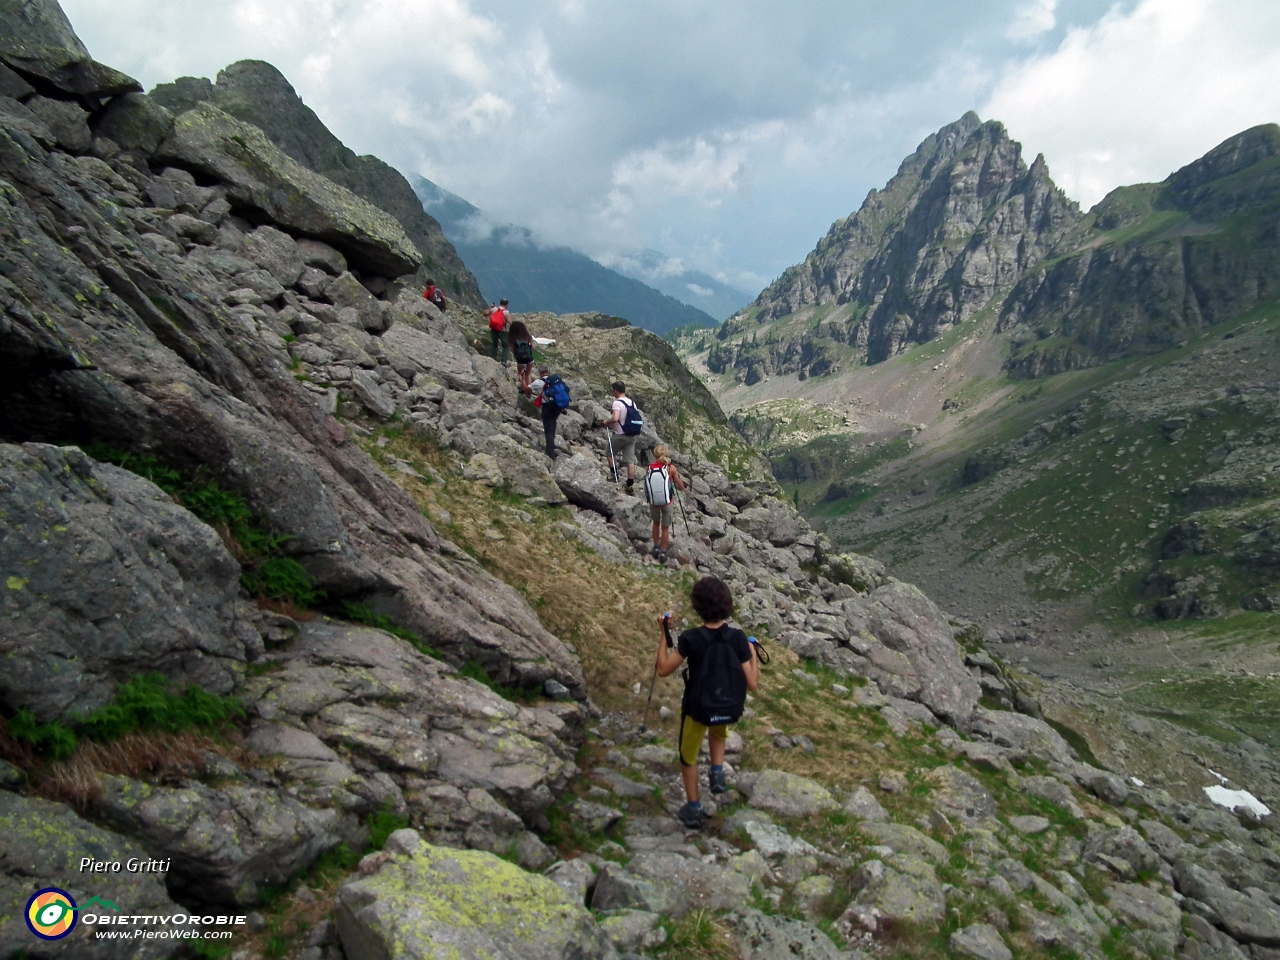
{"left": 1007, "top": 0, "right": 1057, "bottom": 41}
{"left": 686, "top": 283, "right": 713, "bottom": 297}
{"left": 985, "top": 0, "right": 1280, "bottom": 208}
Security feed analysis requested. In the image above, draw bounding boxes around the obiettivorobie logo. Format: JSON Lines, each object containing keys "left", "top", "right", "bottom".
{"left": 25, "top": 888, "right": 118, "bottom": 941}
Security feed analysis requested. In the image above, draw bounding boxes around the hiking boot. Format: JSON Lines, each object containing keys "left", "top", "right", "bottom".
{"left": 709, "top": 768, "right": 728, "bottom": 795}
{"left": 625, "top": 478, "right": 634, "bottom": 493}
{"left": 650, "top": 543, "right": 661, "bottom": 558}
{"left": 658, "top": 549, "right": 669, "bottom": 563}
{"left": 676, "top": 802, "right": 706, "bottom": 830}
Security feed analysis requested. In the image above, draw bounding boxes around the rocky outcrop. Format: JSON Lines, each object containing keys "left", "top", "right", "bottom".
{"left": 149, "top": 60, "right": 484, "bottom": 307}
{"left": 999, "top": 124, "right": 1280, "bottom": 378}
{"left": 0, "top": 73, "right": 585, "bottom": 699}
{"left": 0, "top": 0, "right": 140, "bottom": 102}
{"left": 155, "top": 103, "right": 421, "bottom": 277}
{"left": 0, "top": 443, "right": 252, "bottom": 722}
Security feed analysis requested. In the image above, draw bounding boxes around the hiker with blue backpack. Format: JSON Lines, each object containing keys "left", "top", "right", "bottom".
{"left": 654, "top": 577, "right": 760, "bottom": 829}
{"left": 535, "top": 364, "right": 572, "bottom": 459}
{"left": 644, "top": 444, "right": 685, "bottom": 563}
{"left": 597, "top": 381, "right": 644, "bottom": 493}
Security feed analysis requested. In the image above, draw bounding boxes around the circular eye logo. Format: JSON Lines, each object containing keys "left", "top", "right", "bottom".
{"left": 26, "top": 887, "right": 78, "bottom": 940}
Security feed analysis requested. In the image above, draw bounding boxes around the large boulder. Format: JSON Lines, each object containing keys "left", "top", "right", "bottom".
{"left": 0, "top": 792, "right": 186, "bottom": 959}
{"left": 93, "top": 774, "right": 342, "bottom": 907}
{"left": 967, "top": 709, "right": 1077, "bottom": 766}
{"left": 93, "top": 92, "right": 174, "bottom": 155}
{"left": 843, "top": 581, "right": 981, "bottom": 722}
{"left": 336, "top": 830, "right": 616, "bottom": 960}
{"left": 1174, "top": 858, "right": 1280, "bottom": 946}
{"left": 0, "top": 0, "right": 140, "bottom": 99}
{"left": 381, "top": 322, "right": 482, "bottom": 393}
{"left": 0, "top": 443, "right": 251, "bottom": 722}
{"left": 155, "top": 103, "right": 421, "bottom": 276}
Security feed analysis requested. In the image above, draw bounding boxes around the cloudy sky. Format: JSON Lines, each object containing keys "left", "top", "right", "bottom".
{"left": 63, "top": 0, "right": 1280, "bottom": 293}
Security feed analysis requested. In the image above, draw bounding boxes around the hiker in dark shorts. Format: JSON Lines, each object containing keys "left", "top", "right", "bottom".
{"left": 654, "top": 576, "right": 759, "bottom": 829}
{"left": 509, "top": 320, "right": 535, "bottom": 394}
{"left": 534, "top": 365, "right": 564, "bottom": 459}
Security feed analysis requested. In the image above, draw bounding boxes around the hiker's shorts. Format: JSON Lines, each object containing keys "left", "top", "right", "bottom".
{"left": 613, "top": 433, "right": 638, "bottom": 465}
{"left": 679, "top": 713, "right": 728, "bottom": 767}
{"left": 649, "top": 503, "right": 673, "bottom": 527}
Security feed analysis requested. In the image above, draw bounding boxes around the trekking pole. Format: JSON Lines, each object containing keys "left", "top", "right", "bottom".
{"left": 605, "top": 427, "right": 619, "bottom": 482}
{"left": 640, "top": 613, "right": 674, "bottom": 732}
{"left": 675, "top": 488, "right": 692, "bottom": 537}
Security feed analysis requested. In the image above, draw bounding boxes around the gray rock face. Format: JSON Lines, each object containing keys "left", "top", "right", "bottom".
{"left": 0, "top": 792, "right": 186, "bottom": 959}
{"left": 244, "top": 622, "right": 578, "bottom": 828}
{"left": 26, "top": 94, "right": 89, "bottom": 152}
{"left": 381, "top": 321, "right": 482, "bottom": 393}
{"left": 93, "top": 773, "right": 342, "bottom": 907}
{"left": 843, "top": 857, "right": 946, "bottom": 930}
{"left": 94, "top": 92, "right": 174, "bottom": 155}
{"left": 843, "top": 581, "right": 981, "bottom": 722}
{"left": 1083, "top": 827, "right": 1162, "bottom": 879}
{"left": 858, "top": 822, "right": 948, "bottom": 866}
{"left": 925, "top": 764, "right": 999, "bottom": 828}
{"left": 0, "top": 0, "right": 140, "bottom": 99}
{"left": 1083, "top": 768, "right": 1130, "bottom": 806}
{"left": 950, "top": 923, "right": 1013, "bottom": 960}
{"left": 155, "top": 103, "right": 420, "bottom": 276}
{"left": 591, "top": 853, "right": 751, "bottom": 919}
{"left": 0, "top": 443, "right": 250, "bottom": 722}
{"left": 1023, "top": 775, "right": 1085, "bottom": 819}
{"left": 1108, "top": 882, "right": 1183, "bottom": 955}
{"left": 967, "top": 709, "right": 1076, "bottom": 765}
{"left": 336, "top": 831, "right": 617, "bottom": 960}
{"left": 843, "top": 786, "right": 890, "bottom": 822}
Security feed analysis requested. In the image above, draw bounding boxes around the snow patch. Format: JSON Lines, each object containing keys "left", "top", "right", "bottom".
{"left": 1203, "top": 785, "right": 1271, "bottom": 818}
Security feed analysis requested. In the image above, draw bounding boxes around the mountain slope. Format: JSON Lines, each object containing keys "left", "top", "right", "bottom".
{"left": 148, "top": 61, "right": 486, "bottom": 307}
{"left": 1000, "top": 123, "right": 1280, "bottom": 377}
{"left": 416, "top": 177, "right": 721, "bottom": 336}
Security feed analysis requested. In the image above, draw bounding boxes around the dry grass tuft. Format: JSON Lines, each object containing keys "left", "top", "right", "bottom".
{"left": 23, "top": 731, "right": 249, "bottom": 811}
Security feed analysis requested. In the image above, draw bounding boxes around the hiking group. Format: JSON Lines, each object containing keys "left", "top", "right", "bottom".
{"left": 430, "top": 290, "right": 756, "bottom": 829}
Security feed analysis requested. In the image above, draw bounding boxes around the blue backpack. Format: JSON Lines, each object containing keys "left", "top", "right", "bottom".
{"left": 544, "top": 374, "right": 571, "bottom": 412}
{"left": 620, "top": 398, "right": 644, "bottom": 435}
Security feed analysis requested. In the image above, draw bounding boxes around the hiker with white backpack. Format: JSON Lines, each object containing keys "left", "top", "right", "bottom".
{"left": 596, "top": 381, "right": 644, "bottom": 493}
{"left": 644, "top": 444, "right": 685, "bottom": 563}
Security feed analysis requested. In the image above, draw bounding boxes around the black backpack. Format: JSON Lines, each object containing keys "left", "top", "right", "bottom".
{"left": 684, "top": 626, "right": 747, "bottom": 726}
{"left": 620, "top": 398, "right": 644, "bottom": 436}
{"left": 513, "top": 339, "right": 534, "bottom": 364}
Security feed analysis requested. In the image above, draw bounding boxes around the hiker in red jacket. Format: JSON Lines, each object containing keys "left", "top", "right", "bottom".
{"left": 423, "top": 278, "right": 447, "bottom": 312}
{"left": 488, "top": 299, "right": 510, "bottom": 363}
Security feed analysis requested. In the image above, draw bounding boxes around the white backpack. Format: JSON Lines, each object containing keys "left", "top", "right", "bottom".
{"left": 644, "top": 463, "right": 672, "bottom": 506}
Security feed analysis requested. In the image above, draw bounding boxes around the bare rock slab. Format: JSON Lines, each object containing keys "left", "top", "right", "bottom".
{"left": 729, "top": 908, "right": 850, "bottom": 960}
{"left": 738, "top": 769, "right": 839, "bottom": 818}
{"left": 337, "top": 831, "right": 616, "bottom": 959}
{"left": 950, "top": 923, "right": 1013, "bottom": 960}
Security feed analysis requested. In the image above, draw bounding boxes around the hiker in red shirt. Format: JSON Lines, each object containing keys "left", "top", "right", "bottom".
{"left": 488, "top": 299, "right": 510, "bottom": 363}
{"left": 423, "top": 278, "right": 447, "bottom": 312}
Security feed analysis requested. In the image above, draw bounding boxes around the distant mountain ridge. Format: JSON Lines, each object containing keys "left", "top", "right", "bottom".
{"left": 415, "top": 177, "right": 728, "bottom": 336}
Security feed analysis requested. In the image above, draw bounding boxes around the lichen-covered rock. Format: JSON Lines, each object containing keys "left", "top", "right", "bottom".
{"left": 0, "top": 443, "right": 250, "bottom": 722}
{"left": 843, "top": 858, "right": 946, "bottom": 931}
{"left": 950, "top": 923, "right": 1013, "bottom": 960}
{"left": 93, "top": 774, "right": 343, "bottom": 907}
{"left": 335, "top": 831, "right": 617, "bottom": 960}
{"left": 730, "top": 908, "right": 850, "bottom": 960}
{"left": 1175, "top": 858, "right": 1280, "bottom": 947}
{"left": 967, "top": 709, "right": 1076, "bottom": 765}
{"left": 1108, "top": 882, "right": 1183, "bottom": 955}
{"left": 858, "top": 822, "right": 948, "bottom": 866}
{"left": 0, "top": 792, "right": 186, "bottom": 959}
{"left": 925, "top": 764, "right": 999, "bottom": 828}
{"left": 737, "top": 769, "right": 839, "bottom": 818}
{"left": 155, "top": 102, "right": 421, "bottom": 276}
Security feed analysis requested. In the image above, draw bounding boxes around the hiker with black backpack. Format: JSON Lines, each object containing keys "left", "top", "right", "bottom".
{"left": 509, "top": 320, "right": 535, "bottom": 394}
{"left": 596, "top": 381, "right": 643, "bottom": 493}
{"left": 654, "top": 577, "right": 759, "bottom": 829}
{"left": 488, "top": 299, "right": 510, "bottom": 363}
{"left": 644, "top": 444, "right": 685, "bottom": 563}
{"left": 534, "top": 364, "right": 571, "bottom": 459}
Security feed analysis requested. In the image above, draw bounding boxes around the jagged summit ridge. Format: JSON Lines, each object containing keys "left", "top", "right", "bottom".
{"left": 741, "top": 112, "right": 1081, "bottom": 362}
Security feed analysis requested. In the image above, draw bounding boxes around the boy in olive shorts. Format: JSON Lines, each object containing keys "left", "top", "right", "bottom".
{"left": 655, "top": 576, "right": 759, "bottom": 829}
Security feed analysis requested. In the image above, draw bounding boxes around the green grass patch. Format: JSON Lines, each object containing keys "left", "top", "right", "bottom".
{"left": 6, "top": 673, "right": 244, "bottom": 760}
{"left": 459, "top": 659, "right": 542, "bottom": 703}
